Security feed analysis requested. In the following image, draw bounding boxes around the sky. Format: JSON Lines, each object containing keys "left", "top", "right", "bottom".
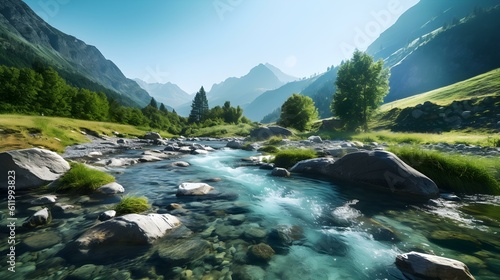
{"left": 23, "top": 0, "right": 419, "bottom": 94}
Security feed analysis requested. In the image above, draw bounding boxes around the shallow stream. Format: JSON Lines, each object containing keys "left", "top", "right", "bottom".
{"left": 1, "top": 143, "right": 499, "bottom": 279}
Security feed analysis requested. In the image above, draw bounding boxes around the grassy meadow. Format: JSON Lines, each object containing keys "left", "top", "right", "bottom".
{"left": 0, "top": 114, "right": 171, "bottom": 152}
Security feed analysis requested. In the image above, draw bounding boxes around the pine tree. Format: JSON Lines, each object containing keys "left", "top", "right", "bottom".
{"left": 188, "top": 86, "right": 209, "bottom": 123}
{"left": 149, "top": 97, "right": 158, "bottom": 109}
{"left": 159, "top": 103, "right": 168, "bottom": 113}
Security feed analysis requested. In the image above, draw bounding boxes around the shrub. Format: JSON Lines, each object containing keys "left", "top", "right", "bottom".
{"left": 56, "top": 163, "right": 115, "bottom": 193}
{"left": 389, "top": 146, "right": 500, "bottom": 195}
{"left": 258, "top": 145, "right": 279, "bottom": 153}
{"left": 114, "top": 196, "right": 149, "bottom": 216}
{"left": 273, "top": 148, "right": 317, "bottom": 169}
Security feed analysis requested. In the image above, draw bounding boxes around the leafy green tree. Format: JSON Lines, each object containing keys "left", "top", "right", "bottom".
{"left": 188, "top": 86, "right": 209, "bottom": 123}
{"left": 331, "top": 50, "right": 389, "bottom": 130}
{"left": 278, "top": 93, "right": 318, "bottom": 131}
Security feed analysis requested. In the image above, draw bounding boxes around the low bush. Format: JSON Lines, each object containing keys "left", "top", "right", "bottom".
{"left": 114, "top": 196, "right": 149, "bottom": 216}
{"left": 266, "top": 136, "right": 284, "bottom": 145}
{"left": 258, "top": 145, "right": 279, "bottom": 153}
{"left": 273, "top": 148, "right": 317, "bottom": 169}
{"left": 56, "top": 163, "right": 115, "bottom": 193}
{"left": 389, "top": 146, "right": 500, "bottom": 195}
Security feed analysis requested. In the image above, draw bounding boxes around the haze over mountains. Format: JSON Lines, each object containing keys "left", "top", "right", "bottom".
{"left": 1, "top": 0, "right": 499, "bottom": 123}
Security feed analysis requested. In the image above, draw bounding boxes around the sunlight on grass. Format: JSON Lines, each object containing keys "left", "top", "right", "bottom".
{"left": 389, "top": 146, "right": 500, "bottom": 195}
{"left": 273, "top": 148, "right": 317, "bottom": 169}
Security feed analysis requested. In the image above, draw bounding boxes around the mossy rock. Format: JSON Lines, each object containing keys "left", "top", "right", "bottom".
{"left": 429, "top": 230, "right": 481, "bottom": 253}
{"left": 248, "top": 243, "right": 275, "bottom": 261}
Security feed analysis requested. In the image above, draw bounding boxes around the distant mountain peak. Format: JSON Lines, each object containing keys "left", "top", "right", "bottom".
{"left": 264, "top": 63, "right": 298, "bottom": 83}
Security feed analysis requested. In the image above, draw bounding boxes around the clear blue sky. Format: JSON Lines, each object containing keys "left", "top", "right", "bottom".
{"left": 23, "top": 0, "right": 418, "bottom": 93}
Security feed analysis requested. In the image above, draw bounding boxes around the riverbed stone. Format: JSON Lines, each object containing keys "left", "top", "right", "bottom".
{"left": 177, "top": 182, "right": 214, "bottom": 196}
{"left": 271, "top": 167, "right": 290, "bottom": 177}
{"left": 98, "top": 210, "right": 116, "bottom": 221}
{"left": 243, "top": 227, "right": 268, "bottom": 241}
{"left": 395, "top": 251, "right": 475, "bottom": 280}
{"left": 23, "top": 231, "right": 61, "bottom": 251}
{"left": 31, "top": 195, "right": 57, "bottom": 205}
{"left": 97, "top": 182, "right": 124, "bottom": 194}
{"left": 0, "top": 148, "right": 70, "bottom": 190}
{"left": 248, "top": 243, "right": 275, "bottom": 261}
{"left": 23, "top": 208, "right": 51, "bottom": 228}
{"left": 157, "top": 238, "right": 211, "bottom": 265}
{"left": 172, "top": 161, "right": 190, "bottom": 167}
{"left": 233, "top": 265, "right": 266, "bottom": 280}
{"left": 428, "top": 230, "right": 481, "bottom": 253}
{"left": 227, "top": 140, "right": 244, "bottom": 149}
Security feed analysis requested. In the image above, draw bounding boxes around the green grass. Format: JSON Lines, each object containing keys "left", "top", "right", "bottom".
{"left": 273, "top": 148, "right": 317, "bottom": 169}
{"left": 381, "top": 68, "right": 500, "bottom": 111}
{"left": 389, "top": 146, "right": 500, "bottom": 195}
{"left": 56, "top": 163, "right": 115, "bottom": 193}
{"left": 114, "top": 196, "right": 150, "bottom": 216}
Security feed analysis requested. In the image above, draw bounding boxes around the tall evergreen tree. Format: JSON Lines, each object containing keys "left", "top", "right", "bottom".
{"left": 159, "top": 103, "right": 168, "bottom": 113}
{"left": 188, "top": 86, "right": 209, "bottom": 123}
{"left": 149, "top": 97, "right": 158, "bottom": 109}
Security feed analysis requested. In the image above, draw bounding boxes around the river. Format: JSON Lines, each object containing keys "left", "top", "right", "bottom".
{"left": 1, "top": 143, "right": 499, "bottom": 279}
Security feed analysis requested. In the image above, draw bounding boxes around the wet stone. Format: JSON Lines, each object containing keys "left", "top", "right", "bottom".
{"left": 23, "top": 231, "right": 61, "bottom": 251}
{"left": 429, "top": 230, "right": 481, "bottom": 253}
{"left": 243, "top": 226, "right": 267, "bottom": 241}
{"left": 157, "top": 238, "right": 211, "bottom": 266}
{"left": 227, "top": 214, "right": 246, "bottom": 225}
{"left": 248, "top": 243, "right": 275, "bottom": 262}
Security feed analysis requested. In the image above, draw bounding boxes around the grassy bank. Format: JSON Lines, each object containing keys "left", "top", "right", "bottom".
{"left": 299, "top": 129, "right": 498, "bottom": 147}
{"left": 184, "top": 123, "right": 257, "bottom": 138}
{"left": 0, "top": 114, "right": 170, "bottom": 152}
{"left": 389, "top": 146, "right": 500, "bottom": 195}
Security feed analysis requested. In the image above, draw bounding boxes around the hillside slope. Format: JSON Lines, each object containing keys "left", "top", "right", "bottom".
{"left": 381, "top": 68, "right": 500, "bottom": 111}
{"left": 386, "top": 5, "right": 500, "bottom": 102}
{"left": 0, "top": 0, "right": 151, "bottom": 107}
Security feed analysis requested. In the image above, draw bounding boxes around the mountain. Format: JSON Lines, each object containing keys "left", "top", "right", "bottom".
{"left": 0, "top": 0, "right": 151, "bottom": 107}
{"left": 244, "top": 77, "right": 316, "bottom": 121}
{"left": 383, "top": 4, "right": 500, "bottom": 102}
{"left": 367, "top": 0, "right": 500, "bottom": 61}
{"left": 264, "top": 63, "right": 298, "bottom": 83}
{"left": 208, "top": 63, "right": 285, "bottom": 107}
{"left": 134, "top": 79, "right": 190, "bottom": 109}
{"left": 176, "top": 63, "right": 289, "bottom": 116}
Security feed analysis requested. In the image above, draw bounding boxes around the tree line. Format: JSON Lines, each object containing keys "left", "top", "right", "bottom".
{"left": 0, "top": 65, "right": 249, "bottom": 135}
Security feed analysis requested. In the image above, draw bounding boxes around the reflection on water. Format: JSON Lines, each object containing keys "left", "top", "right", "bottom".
{"left": 0, "top": 146, "right": 499, "bottom": 279}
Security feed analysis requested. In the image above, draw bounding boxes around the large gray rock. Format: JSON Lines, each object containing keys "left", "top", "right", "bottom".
{"left": 72, "top": 213, "right": 181, "bottom": 259}
{"left": 290, "top": 158, "right": 335, "bottom": 175}
{"left": 396, "top": 252, "right": 475, "bottom": 280}
{"left": 0, "top": 148, "right": 70, "bottom": 190}
{"left": 292, "top": 152, "right": 438, "bottom": 197}
{"left": 325, "top": 151, "right": 439, "bottom": 197}
{"left": 250, "top": 126, "right": 293, "bottom": 140}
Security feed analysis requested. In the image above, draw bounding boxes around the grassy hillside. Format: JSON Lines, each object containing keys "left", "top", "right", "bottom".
{"left": 0, "top": 114, "right": 159, "bottom": 153}
{"left": 382, "top": 68, "right": 500, "bottom": 111}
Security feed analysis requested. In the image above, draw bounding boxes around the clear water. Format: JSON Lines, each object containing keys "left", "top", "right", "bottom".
{"left": 1, "top": 145, "right": 499, "bottom": 279}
